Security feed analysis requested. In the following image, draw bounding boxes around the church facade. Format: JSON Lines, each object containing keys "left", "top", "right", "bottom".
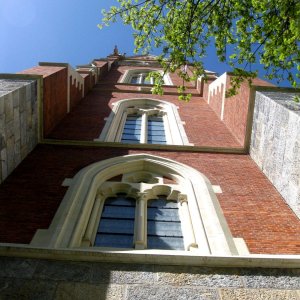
{"left": 0, "top": 50, "right": 299, "bottom": 299}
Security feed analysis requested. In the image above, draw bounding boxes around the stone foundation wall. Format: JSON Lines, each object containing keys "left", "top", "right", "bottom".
{"left": 0, "top": 257, "right": 299, "bottom": 299}
{"left": 0, "top": 79, "right": 38, "bottom": 184}
{"left": 250, "top": 90, "right": 300, "bottom": 218}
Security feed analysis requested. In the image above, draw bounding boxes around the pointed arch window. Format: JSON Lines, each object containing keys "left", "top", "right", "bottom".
{"left": 31, "top": 154, "right": 248, "bottom": 256}
{"left": 129, "top": 72, "right": 152, "bottom": 84}
{"left": 121, "top": 109, "right": 167, "bottom": 144}
{"left": 96, "top": 98, "right": 192, "bottom": 146}
{"left": 121, "top": 69, "right": 173, "bottom": 86}
{"left": 93, "top": 186, "right": 185, "bottom": 250}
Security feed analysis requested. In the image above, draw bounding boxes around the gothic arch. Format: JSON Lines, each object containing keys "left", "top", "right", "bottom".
{"left": 120, "top": 68, "right": 173, "bottom": 85}
{"left": 95, "top": 98, "right": 191, "bottom": 145}
{"left": 31, "top": 154, "right": 241, "bottom": 255}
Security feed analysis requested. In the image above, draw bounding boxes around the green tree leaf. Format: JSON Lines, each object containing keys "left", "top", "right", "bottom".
{"left": 100, "top": 0, "right": 300, "bottom": 99}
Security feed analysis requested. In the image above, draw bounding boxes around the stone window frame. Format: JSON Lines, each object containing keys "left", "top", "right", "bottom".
{"left": 95, "top": 98, "right": 192, "bottom": 146}
{"left": 91, "top": 175, "right": 187, "bottom": 250}
{"left": 119, "top": 107, "right": 167, "bottom": 144}
{"left": 31, "top": 154, "right": 247, "bottom": 256}
{"left": 120, "top": 69, "right": 173, "bottom": 86}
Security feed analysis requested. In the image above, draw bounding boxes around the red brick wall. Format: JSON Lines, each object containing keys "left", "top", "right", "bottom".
{"left": 46, "top": 65, "right": 239, "bottom": 147}
{"left": 95, "top": 83, "right": 196, "bottom": 95}
{"left": 93, "top": 61, "right": 110, "bottom": 82}
{"left": 101, "top": 65, "right": 195, "bottom": 89}
{"left": 82, "top": 73, "right": 91, "bottom": 96}
{"left": 223, "top": 76, "right": 274, "bottom": 145}
{"left": 19, "top": 66, "right": 69, "bottom": 137}
{"left": 43, "top": 69, "right": 68, "bottom": 136}
{"left": 47, "top": 91, "right": 241, "bottom": 148}
{"left": 11, "top": 59, "right": 298, "bottom": 258}
{"left": 202, "top": 78, "right": 215, "bottom": 102}
{"left": 69, "top": 75, "right": 83, "bottom": 110}
{"left": 169, "top": 71, "right": 195, "bottom": 88}
{"left": 92, "top": 74, "right": 96, "bottom": 85}
{"left": 77, "top": 72, "right": 93, "bottom": 96}
{"left": 0, "top": 144, "right": 299, "bottom": 254}
{"left": 202, "top": 75, "right": 274, "bottom": 146}
{"left": 102, "top": 65, "right": 160, "bottom": 83}
{"left": 207, "top": 82, "right": 224, "bottom": 118}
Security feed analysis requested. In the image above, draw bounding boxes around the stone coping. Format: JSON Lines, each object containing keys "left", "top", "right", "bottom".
{"left": 0, "top": 245, "right": 299, "bottom": 269}
{"left": 259, "top": 90, "right": 300, "bottom": 114}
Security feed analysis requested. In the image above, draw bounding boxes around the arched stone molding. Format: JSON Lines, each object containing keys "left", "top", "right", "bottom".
{"left": 120, "top": 69, "right": 173, "bottom": 85}
{"left": 95, "top": 98, "right": 192, "bottom": 145}
{"left": 31, "top": 154, "right": 241, "bottom": 255}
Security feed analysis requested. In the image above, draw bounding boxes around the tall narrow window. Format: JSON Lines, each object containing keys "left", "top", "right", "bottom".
{"left": 94, "top": 193, "right": 136, "bottom": 248}
{"left": 130, "top": 75, "right": 139, "bottom": 84}
{"left": 120, "top": 110, "right": 167, "bottom": 144}
{"left": 147, "top": 196, "right": 184, "bottom": 250}
{"left": 122, "top": 69, "right": 173, "bottom": 85}
{"left": 32, "top": 154, "right": 242, "bottom": 255}
{"left": 130, "top": 72, "right": 152, "bottom": 84}
{"left": 147, "top": 116, "right": 166, "bottom": 144}
{"left": 121, "top": 114, "right": 142, "bottom": 144}
{"left": 96, "top": 98, "right": 192, "bottom": 146}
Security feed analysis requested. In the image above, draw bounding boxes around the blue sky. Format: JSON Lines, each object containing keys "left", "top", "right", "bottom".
{"left": 0, "top": 0, "right": 136, "bottom": 72}
{"left": 0, "top": 0, "right": 295, "bottom": 87}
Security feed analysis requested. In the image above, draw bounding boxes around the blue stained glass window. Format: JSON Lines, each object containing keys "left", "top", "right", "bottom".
{"left": 147, "top": 116, "right": 166, "bottom": 144}
{"left": 130, "top": 75, "right": 139, "bottom": 84}
{"left": 94, "top": 194, "right": 136, "bottom": 248}
{"left": 128, "top": 71, "right": 166, "bottom": 85}
{"left": 121, "top": 114, "right": 166, "bottom": 144}
{"left": 130, "top": 73, "right": 152, "bottom": 84}
{"left": 121, "top": 115, "right": 142, "bottom": 143}
{"left": 147, "top": 197, "right": 184, "bottom": 250}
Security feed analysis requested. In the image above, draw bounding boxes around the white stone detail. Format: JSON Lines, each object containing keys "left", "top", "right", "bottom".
{"left": 95, "top": 98, "right": 191, "bottom": 146}
{"left": 62, "top": 178, "right": 73, "bottom": 187}
{"left": 212, "top": 185, "right": 222, "bottom": 194}
{"left": 120, "top": 69, "right": 173, "bottom": 85}
{"left": 31, "top": 154, "right": 239, "bottom": 256}
{"left": 208, "top": 72, "right": 227, "bottom": 120}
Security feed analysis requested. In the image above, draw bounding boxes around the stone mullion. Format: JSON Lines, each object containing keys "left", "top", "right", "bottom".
{"left": 140, "top": 112, "right": 148, "bottom": 144}
{"left": 135, "top": 193, "right": 147, "bottom": 249}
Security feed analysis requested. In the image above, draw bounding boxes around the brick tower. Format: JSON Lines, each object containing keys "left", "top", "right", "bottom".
{"left": 0, "top": 50, "right": 299, "bottom": 299}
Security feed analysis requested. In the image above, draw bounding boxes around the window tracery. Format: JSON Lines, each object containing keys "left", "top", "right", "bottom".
{"left": 31, "top": 154, "right": 246, "bottom": 256}
{"left": 96, "top": 98, "right": 192, "bottom": 146}
{"left": 121, "top": 69, "right": 173, "bottom": 86}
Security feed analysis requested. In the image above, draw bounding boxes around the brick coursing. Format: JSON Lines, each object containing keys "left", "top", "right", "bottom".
{"left": 2, "top": 60, "right": 299, "bottom": 256}
{"left": 0, "top": 144, "right": 299, "bottom": 254}
{"left": 203, "top": 76, "right": 274, "bottom": 145}
{"left": 47, "top": 86, "right": 241, "bottom": 148}
{"left": 19, "top": 66, "right": 69, "bottom": 137}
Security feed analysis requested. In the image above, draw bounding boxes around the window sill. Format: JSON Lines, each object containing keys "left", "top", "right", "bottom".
{"left": 0, "top": 244, "right": 299, "bottom": 268}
